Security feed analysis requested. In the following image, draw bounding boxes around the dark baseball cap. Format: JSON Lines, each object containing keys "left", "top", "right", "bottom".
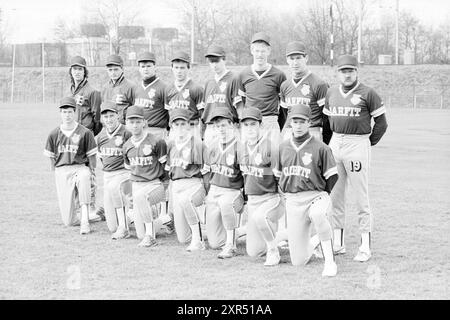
{"left": 337, "top": 54, "right": 358, "bottom": 71}
{"left": 251, "top": 32, "right": 270, "bottom": 46}
{"left": 59, "top": 97, "right": 77, "bottom": 109}
{"left": 205, "top": 45, "right": 226, "bottom": 58}
{"left": 171, "top": 51, "right": 190, "bottom": 63}
{"left": 137, "top": 51, "right": 156, "bottom": 64}
{"left": 126, "top": 105, "right": 144, "bottom": 119}
{"left": 240, "top": 107, "right": 262, "bottom": 122}
{"left": 210, "top": 107, "right": 233, "bottom": 122}
{"left": 100, "top": 101, "right": 118, "bottom": 114}
{"left": 70, "top": 56, "right": 87, "bottom": 68}
{"left": 106, "top": 54, "right": 124, "bottom": 67}
{"left": 286, "top": 41, "right": 307, "bottom": 56}
{"left": 169, "top": 108, "right": 191, "bottom": 123}
{"left": 288, "top": 104, "right": 311, "bottom": 120}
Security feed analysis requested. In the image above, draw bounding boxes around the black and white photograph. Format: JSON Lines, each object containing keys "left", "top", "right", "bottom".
{"left": 0, "top": 0, "right": 448, "bottom": 304}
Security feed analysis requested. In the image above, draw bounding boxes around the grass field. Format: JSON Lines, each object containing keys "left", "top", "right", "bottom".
{"left": 0, "top": 103, "right": 449, "bottom": 300}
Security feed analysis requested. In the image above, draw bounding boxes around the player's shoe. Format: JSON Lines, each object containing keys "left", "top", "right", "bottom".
{"left": 88, "top": 209, "right": 102, "bottom": 223}
{"left": 95, "top": 206, "right": 106, "bottom": 221}
{"left": 186, "top": 240, "right": 206, "bottom": 252}
{"left": 322, "top": 261, "right": 338, "bottom": 277}
{"left": 80, "top": 223, "right": 91, "bottom": 235}
{"left": 137, "top": 235, "right": 158, "bottom": 248}
{"left": 217, "top": 244, "right": 237, "bottom": 259}
{"left": 111, "top": 227, "right": 130, "bottom": 240}
{"left": 333, "top": 244, "right": 346, "bottom": 255}
{"left": 353, "top": 249, "right": 372, "bottom": 262}
{"left": 277, "top": 240, "right": 289, "bottom": 250}
{"left": 264, "top": 248, "right": 280, "bottom": 266}
{"left": 161, "top": 220, "right": 175, "bottom": 235}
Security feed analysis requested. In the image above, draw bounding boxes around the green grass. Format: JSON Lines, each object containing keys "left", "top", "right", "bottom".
{"left": 0, "top": 104, "right": 449, "bottom": 299}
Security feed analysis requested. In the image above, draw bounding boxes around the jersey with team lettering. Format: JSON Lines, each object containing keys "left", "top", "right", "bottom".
{"left": 323, "top": 82, "right": 386, "bottom": 134}
{"left": 44, "top": 123, "right": 97, "bottom": 167}
{"left": 280, "top": 72, "right": 329, "bottom": 128}
{"left": 275, "top": 136, "right": 337, "bottom": 193}
{"left": 202, "top": 70, "right": 239, "bottom": 124}
{"left": 165, "top": 135, "right": 205, "bottom": 180}
{"left": 234, "top": 64, "right": 286, "bottom": 116}
{"left": 69, "top": 78, "right": 101, "bottom": 133}
{"left": 123, "top": 132, "right": 167, "bottom": 182}
{"left": 238, "top": 134, "right": 278, "bottom": 195}
{"left": 96, "top": 124, "right": 132, "bottom": 172}
{"left": 164, "top": 79, "right": 204, "bottom": 121}
{"left": 101, "top": 74, "right": 137, "bottom": 124}
{"left": 133, "top": 78, "right": 169, "bottom": 128}
{"left": 203, "top": 138, "right": 243, "bottom": 190}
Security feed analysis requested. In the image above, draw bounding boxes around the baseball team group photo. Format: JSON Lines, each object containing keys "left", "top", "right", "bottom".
{"left": 1, "top": 0, "right": 449, "bottom": 301}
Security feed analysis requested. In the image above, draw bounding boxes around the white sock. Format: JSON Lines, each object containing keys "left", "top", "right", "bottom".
{"left": 321, "top": 240, "right": 334, "bottom": 264}
{"left": 144, "top": 222, "right": 154, "bottom": 237}
{"left": 333, "top": 229, "right": 344, "bottom": 247}
{"left": 189, "top": 223, "right": 201, "bottom": 243}
{"left": 360, "top": 232, "right": 371, "bottom": 252}
{"left": 308, "top": 234, "right": 320, "bottom": 255}
{"left": 116, "top": 207, "right": 127, "bottom": 230}
{"left": 266, "top": 238, "right": 278, "bottom": 251}
{"left": 81, "top": 204, "right": 89, "bottom": 224}
{"left": 226, "top": 229, "right": 235, "bottom": 246}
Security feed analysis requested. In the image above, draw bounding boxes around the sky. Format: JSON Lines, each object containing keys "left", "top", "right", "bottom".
{"left": 1, "top": 0, "right": 449, "bottom": 43}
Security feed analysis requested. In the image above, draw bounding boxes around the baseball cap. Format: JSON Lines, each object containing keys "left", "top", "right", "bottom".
{"left": 171, "top": 51, "right": 190, "bottom": 63}
{"left": 286, "top": 41, "right": 307, "bottom": 56}
{"left": 70, "top": 56, "right": 87, "bottom": 68}
{"left": 126, "top": 105, "right": 144, "bottom": 119}
{"left": 59, "top": 97, "right": 77, "bottom": 109}
{"left": 100, "top": 101, "right": 118, "bottom": 114}
{"left": 288, "top": 104, "right": 311, "bottom": 120}
{"left": 240, "top": 107, "right": 262, "bottom": 122}
{"left": 106, "top": 54, "right": 124, "bottom": 67}
{"left": 205, "top": 45, "right": 226, "bottom": 58}
{"left": 210, "top": 107, "right": 233, "bottom": 122}
{"left": 137, "top": 51, "right": 156, "bottom": 64}
{"left": 337, "top": 54, "right": 358, "bottom": 71}
{"left": 169, "top": 108, "right": 191, "bottom": 123}
{"left": 251, "top": 32, "right": 270, "bottom": 46}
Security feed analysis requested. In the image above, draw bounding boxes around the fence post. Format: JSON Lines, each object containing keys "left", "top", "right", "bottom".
{"left": 412, "top": 84, "right": 416, "bottom": 109}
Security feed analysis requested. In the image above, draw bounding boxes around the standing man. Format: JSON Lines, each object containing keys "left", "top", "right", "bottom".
{"left": 323, "top": 54, "right": 388, "bottom": 262}
{"left": 164, "top": 51, "right": 204, "bottom": 139}
{"left": 234, "top": 32, "right": 286, "bottom": 133}
{"left": 101, "top": 54, "right": 136, "bottom": 124}
{"left": 280, "top": 41, "right": 331, "bottom": 143}
{"left": 44, "top": 97, "right": 97, "bottom": 235}
{"left": 202, "top": 45, "right": 239, "bottom": 145}
{"left": 68, "top": 55, "right": 104, "bottom": 221}
{"left": 275, "top": 104, "right": 339, "bottom": 277}
{"left": 133, "top": 51, "right": 169, "bottom": 141}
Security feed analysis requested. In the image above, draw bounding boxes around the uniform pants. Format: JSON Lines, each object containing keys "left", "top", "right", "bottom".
{"left": 171, "top": 178, "right": 206, "bottom": 243}
{"left": 132, "top": 180, "right": 166, "bottom": 239}
{"left": 54, "top": 165, "right": 91, "bottom": 226}
{"left": 328, "top": 133, "right": 372, "bottom": 234}
{"left": 246, "top": 193, "right": 284, "bottom": 257}
{"left": 90, "top": 168, "right": 97, "bottom": 208}
{"left": 103, "top": 169, "right": 130, "bottom": 232}
{"left": 205, "top": 185, "right": 244, "bottom": 249}
{"left": 285, "top": 191, "right": 332, "bottom": 266}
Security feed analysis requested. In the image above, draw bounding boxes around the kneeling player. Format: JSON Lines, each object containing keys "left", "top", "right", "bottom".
{"left": 203, "top": 108, "right": 244, "bottom": 259}
{"left": 123, "top": 106, "right": 168, "bottom": 247}
{"left": 44, "top": 97, "right": 97, "bottom": 234}
{"left": 97, "top": 101, "right": 132, "bottom": 239}
{"left": 165, "top": 109, "right": 207, "bottom": 251}
{"left": 239, "top": 107, "right": 285, "bottom": 266}
{"left": 275, "top": 104, "right": 339, "bottom": 277}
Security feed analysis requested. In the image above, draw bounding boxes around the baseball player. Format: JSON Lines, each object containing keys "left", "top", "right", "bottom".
{"left": 68, "top": 55, "right": 104, "bottom": 222}
{"left": 165, "top": 108, "right": 208, "bottom": 251}
{"left": 101, "top": 54, "right": 137, "bottom": 124}
{"left": 201, "top": 45, "right": 239, "bottom": 145}
{"left": 203, "top": 107, "right": 244, "bottom": 259}
{"left": 133, "top": 51, "right": 169, "bottom": 141}
{"left": 280, "top": 41, "right": 331, "bottom": 143}
{"left": 323, "top": 54, "right": 388, "bottom": 262}
{"left": 275, "top": 104, "right": 339, "bottom": 277}
{"left": 122, "top": 105, "right": 169, "bottom": 247}
{"left": 43, "top": 97, "right": 97, "bottom": 235}
{"left": 96, "top": 101, "right": 133, "bottom": 239}
{"left": 164, "top": 51, "right": 204, "bottom": 139}
{"left": 238, "top": 107, "right": 285, "bottom": 266}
